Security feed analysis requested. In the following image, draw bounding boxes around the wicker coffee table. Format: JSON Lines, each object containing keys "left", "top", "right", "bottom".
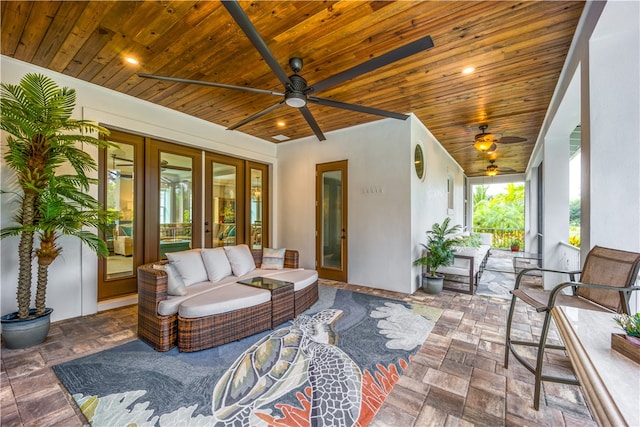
{"left": 237, "top": 277, "right": 295, "bottom": 328}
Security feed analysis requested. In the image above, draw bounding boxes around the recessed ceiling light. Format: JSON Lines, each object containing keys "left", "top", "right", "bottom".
{"left": 462, "top": 67, "right": 475, "bottom": 74}
{"left": 125, "top": 57, "right": 139, "bottom": 65}
{"left": 277, "top": 121, "right": 286, "bottom": 127}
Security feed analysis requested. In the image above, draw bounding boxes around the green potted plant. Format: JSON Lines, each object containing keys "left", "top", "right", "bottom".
{"left": 413, "top": 217, "right": 461, "bottom": 294}
{"left": 0, "top": 73, "right": 112, "bottom": 349}
{"left": 614, "top": 313, "right": 640, "bottom": 345}
{"left": 510, "top": 238, "right": 521, "bottom": 252}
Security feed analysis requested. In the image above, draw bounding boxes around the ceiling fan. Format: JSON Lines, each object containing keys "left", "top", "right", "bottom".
{"left": 138, "top": 1, "right": 434, "bottom": 141}
{"left": 480, "top": 160, "right": 516, "bottom": 176}
{"left": 453, "top": 124, "right": 527, "bottom": 154}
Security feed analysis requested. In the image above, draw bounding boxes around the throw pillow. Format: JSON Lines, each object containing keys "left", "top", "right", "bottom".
{"left": 201, "top": 247, "right": 233, "bottom": 282}
{"left": 152, "top": 264, "right": 187, "bottom": 296}
{"left": 261, "top": 247, "right": 286, "bottom": 270}
{"left": 223, "top": 244, "right": 256, "bottom": 276}
{"left": 166, "top": 249, "right": 208, "bottom": 286}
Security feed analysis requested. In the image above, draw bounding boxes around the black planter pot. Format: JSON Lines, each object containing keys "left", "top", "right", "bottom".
{"left": 1, "top": 308, "right": 53, "bottom": 349}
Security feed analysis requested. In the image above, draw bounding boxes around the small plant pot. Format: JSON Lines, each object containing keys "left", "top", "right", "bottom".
{"left": 422, "top": 274, "right": 444, "bottom": 294}
{"left": 510, "top": 246, "right": 520, "bottom": 252}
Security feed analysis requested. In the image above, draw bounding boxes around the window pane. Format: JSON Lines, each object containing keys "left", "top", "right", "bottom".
{"left": 106, "top": 144, "right": 135, "bottom": 278}
{"left": 250, "top": 168, "right": 263, "bottom": 249}
{"left": 213, "top": 163, "right": 237, "bottom": 247}
{"left": 159, "top": 153, "right": 192, "bottom": 258}
{"left": 321, "top": 170, "right": 342, "bottom": 269}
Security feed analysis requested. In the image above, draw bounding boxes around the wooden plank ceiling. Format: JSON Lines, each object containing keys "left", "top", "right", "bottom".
{"left": 1, "top": 1, "right": 584, "bottom": 177}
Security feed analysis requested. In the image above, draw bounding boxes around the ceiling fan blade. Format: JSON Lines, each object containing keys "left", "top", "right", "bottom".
{"left": 222, "top": 1, "right": 292, "bottom": 89}
{"left": 138, "top": 73, "right": 284, "bottom": 96}
{"left": 308, "top": 96, "right": 409, "bottom": 120}
{"left": 307, "top": 35, "right": 434, "bottom": 95}
{"left": 163, "top": 165, "right": 192, "bottom": 171}
{"left": 450, "top": 145, "right": 474, "bottom": 153}
{"left": 498, "top": 136, "right": 527, "bottom": 144}
{"left": 227, "top": 101, "right": 285, "bottom": 131}
{"left": 298, "top": 106, "right": 326, "bottom": 141}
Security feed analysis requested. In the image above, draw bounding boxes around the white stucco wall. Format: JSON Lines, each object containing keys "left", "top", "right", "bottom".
{"left": 277, "top": 117, "right": 413, "bottom": 293}
{"left": 276, "top": 114, "right": 464, "bottom": 294}
{"left": 410, "top": 118, "right": 465, "bottom": 292}
{"left": 1, "top": 57, "right": 278, "bottom": 322}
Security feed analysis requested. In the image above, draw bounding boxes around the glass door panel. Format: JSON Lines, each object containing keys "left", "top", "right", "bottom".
{"left": 205, "top": 154, "right": 245, "bottom": 248}
{"left": 98, "top": 129, "right": 144, "bottom": 301}
{"left": 106, "top": 144, "right": 135, "bottom": 277}
{"left": 212, "top": 162, "right": 237, "bottom": 247}
{"left": 248, "top": 163, "right": 268, "bottom": 249}
{"left": 145, "top": 140, "right": 201, "bottom": 264}
{"left": 322, "top": 170, "right": 343, "bottom": 268}
{"left": 159, "top": 152, "right": 193, "bottom": 258}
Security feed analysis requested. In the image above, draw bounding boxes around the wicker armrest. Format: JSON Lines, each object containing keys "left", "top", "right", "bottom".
{"left": 137, "top": 262, "right": 169, "bottom": 304}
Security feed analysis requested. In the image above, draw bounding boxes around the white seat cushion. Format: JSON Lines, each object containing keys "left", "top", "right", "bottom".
{"left": 157, "top": 276, "right": 239, "bottom": 316}
{"left": 178, "top": 284, "right": 271, "bottom": 318}
{"left": 265, "top": 269, "right": 318, "bottom": 292}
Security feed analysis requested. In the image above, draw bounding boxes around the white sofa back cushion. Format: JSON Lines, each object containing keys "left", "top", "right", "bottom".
{"left": 153, "top": 263, "right": 187, "bottom": 296}
{"left": 223, "top": 244, "right": 256, "bottom": 276}
{"left": 201, "top": 247, "right": 233, "bottom": 282}
{"left": 166, "top": 249, "right": 208, "bottom": 286}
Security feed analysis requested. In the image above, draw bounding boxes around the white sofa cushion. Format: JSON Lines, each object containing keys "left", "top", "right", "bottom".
{"left": 166, "top": 249, "right": 208, "bottom": 286}
{"left": 157, "top": 277, "right": 240, "bottom": 316}
{"left": 261, "top": 247, "right": 286, "bottom": 270}
{"left": 265, "top": 269, "right": 318, "bottom": 292}
{"left": 224, "top": 244, "right": 256, "bottom": 276}
{"left": 153, "top": 263, "right": 187, "bottom": 296}
{"left": 178, "top": 283, "right": 271, "bottom": 318}
{"left": 201, "top": 247, "right": 233, "bottom": 282}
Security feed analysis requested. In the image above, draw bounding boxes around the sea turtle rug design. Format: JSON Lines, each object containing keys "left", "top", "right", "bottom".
{"left": 55, "top": 287, "right": 441, "bottom": 427}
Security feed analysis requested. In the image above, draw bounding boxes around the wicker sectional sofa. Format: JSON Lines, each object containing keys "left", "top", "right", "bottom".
{"left": 137, "top": 245, "right": 318, "bottom": 352}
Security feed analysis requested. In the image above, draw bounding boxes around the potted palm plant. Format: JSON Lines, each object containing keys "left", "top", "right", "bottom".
{"left": 1, "top": 73, "right": 112, "bottom": 349}
{"left": 413, "top": 217, "right": 461, "bottom": 294}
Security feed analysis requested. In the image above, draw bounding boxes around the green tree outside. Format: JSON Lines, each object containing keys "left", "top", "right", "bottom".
{"left": 473, "top": 183, "right": 525, "bottom": 248}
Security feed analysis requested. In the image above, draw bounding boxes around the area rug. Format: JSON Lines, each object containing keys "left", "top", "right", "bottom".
{"left": 53, "top": 286, "right": 442, "bottom": 427}
{"left": 475, "top": 253, "right": 516, "bottom": 299}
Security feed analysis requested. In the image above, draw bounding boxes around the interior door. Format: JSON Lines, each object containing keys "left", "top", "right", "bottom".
{"left": 316, "top": 160, "right": 348, "bottom": 281}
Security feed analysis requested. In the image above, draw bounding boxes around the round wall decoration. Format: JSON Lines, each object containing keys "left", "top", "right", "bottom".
{"left": 414, "top": 143, "right": 425, "bottom": 180}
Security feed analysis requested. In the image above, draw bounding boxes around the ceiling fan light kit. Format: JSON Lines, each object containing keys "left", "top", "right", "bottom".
{"left": 284, "top": 91, "right": 306, "bottom": 108}
{"left": 485, "top": 164, "right": 499, "bottom": 176}
{"left": 473, "top": 124, "right": 496, "bottom": 152}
